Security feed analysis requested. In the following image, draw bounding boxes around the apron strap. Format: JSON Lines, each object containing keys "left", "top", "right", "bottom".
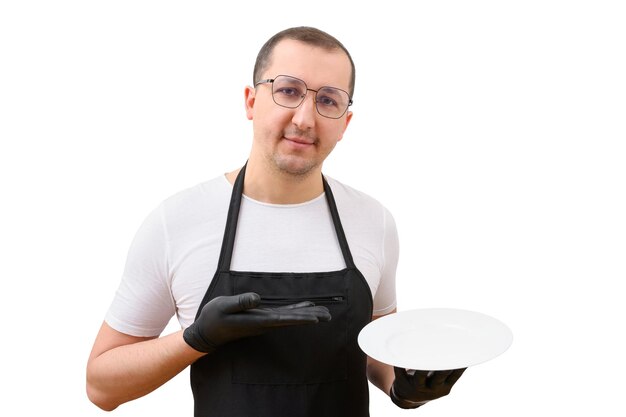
{"left": 322, "top": 176, "right": 357, "bottom": 270}
{"left": 216, "top": 162, "right": 246, "bottom": 272}
{"left": 217, "top": 162, "right": 357, "bottom": 271}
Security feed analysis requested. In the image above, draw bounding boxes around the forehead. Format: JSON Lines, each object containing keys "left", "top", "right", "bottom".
{"left": 264, "top": 39, "right": 352, "bottom": 90}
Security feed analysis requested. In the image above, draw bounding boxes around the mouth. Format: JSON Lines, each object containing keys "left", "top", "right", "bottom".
{"left": 283, "top": 136, "right": 315, "bottom": 147}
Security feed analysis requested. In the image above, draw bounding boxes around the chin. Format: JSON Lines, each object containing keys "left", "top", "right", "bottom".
{"left": 272, "top": 155, "right": 320, "bottom": 177}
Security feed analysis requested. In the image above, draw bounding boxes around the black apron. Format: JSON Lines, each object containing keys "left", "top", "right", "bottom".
{"left": 190, "top": 164, "right": 373, "bottom": 417}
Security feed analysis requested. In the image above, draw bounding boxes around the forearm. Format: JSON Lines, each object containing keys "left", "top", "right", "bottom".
{"left": 366, "top": 355, "right": 395, "bottom": 396}
{"left": 86, "top": 329, "right": 205, "bottom": 411}
{"left": 366, "top": 310, "right": 397, "bottom": 396}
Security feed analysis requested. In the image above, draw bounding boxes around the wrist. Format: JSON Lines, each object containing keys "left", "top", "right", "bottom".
{"left": 183, "top": 325, "right": 217, "bottom": 354}
{"left": 389, "top": 385, "right": 429, "bottom": 409}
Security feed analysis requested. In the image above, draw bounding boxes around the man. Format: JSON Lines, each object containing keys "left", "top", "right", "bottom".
{"left": 86, "top": 26, "right": 464, "bottom": 416}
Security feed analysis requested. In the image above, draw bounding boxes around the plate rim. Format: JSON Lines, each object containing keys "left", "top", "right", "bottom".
{"left": 358, "top": 307, "right": 513, "bottom": 370}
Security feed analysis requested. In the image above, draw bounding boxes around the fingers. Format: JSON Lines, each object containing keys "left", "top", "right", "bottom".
{"left": 395, "top": 368, "right": 466, "bottom": 389}
{"left": 272, "top": 305, "right": 332, "bottom": 325}
{"left": 416, "top": 370, "right": 432, "bottom": 387}
{"left": 238, "top": 292, "right": 261, "bottom": 310}
{"left": 427, "top": 368, "right": 466, "bottom": 387}
{"left": 263, "top": 301, "right": 332, "bottom": 322}
{"left": 394, "top": 367, "right": 427, "bottom": 386}
{"left": 393, "top": 366, "right": 408, "bottom": 381}
{"left": 218, "top": 293, "right": 261, "bottom": 313}
{"left": 446, "top": 368, "right": 466, "bottom": 386}
{"left": 280, "top": 301, "right": 316, "bottom": 309}
{"left": 429, "top": 370, "right": 454, "bottom": 388}
{"left": 255, "top": 305, "right": 332, "bottom": 327}
{"left": 217, "top": 295, "right": 333, "bottom": 329}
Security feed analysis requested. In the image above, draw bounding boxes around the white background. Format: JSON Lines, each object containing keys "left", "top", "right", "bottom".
{"left": 1, "top": 1, "right": 625, "bottom": 415}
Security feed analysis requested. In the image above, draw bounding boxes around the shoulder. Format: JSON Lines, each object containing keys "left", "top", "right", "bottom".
{"left": 324, "top": 176, "right": 390, "bottom": 216}
{"left": 160, "top": 175, "right": 230, "bottom": 216}
{"left": 153, "top": 175, "right": 231, "bottom": 239}
{"left": 323, "top": 176, "right": 397, "bottom": 239}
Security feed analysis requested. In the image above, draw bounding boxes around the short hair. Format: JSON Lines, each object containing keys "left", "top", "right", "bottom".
{"left": 253, "top": 26, "right": 356, "bottom": 98}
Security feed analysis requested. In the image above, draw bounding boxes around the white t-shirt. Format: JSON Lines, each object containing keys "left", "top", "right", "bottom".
{"left": 105, "top": 175, "right": 399, "bottom": 337}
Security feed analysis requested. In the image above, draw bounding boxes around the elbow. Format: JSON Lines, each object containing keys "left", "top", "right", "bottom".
{"left": 86, "top": 384, "right": 119, "bottom": 412}
{"left": 86, "top": 372, "right": 120, "bottom": 412}
{"left": 86, "top": 386, "right": 120, "bottom": 412}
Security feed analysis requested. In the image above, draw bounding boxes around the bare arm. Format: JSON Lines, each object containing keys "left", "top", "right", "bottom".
{"left": 86, "top": 321, "right": 205, "bottom": 411}
{"left": 365, "top": 308, "right": 397, "bottom": 396}
{"left": 86, "top": 295, "right": 331, "bottom": 411}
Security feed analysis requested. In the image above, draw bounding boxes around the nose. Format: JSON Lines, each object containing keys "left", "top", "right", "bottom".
{"left": 291, "top": 90, "right": 317, "bottom": 130}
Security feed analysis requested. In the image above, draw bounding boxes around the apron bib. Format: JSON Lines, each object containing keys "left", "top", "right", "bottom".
{"left": 190, "top": 164, "right": 373, "bottom": 417}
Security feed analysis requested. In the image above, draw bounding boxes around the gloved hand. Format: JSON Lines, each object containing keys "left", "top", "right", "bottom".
{"left": 390, "top": 367, "right": 466, "bottom": 409}
{"left": 183, "top": 292, "right": 332, "bottom": 353}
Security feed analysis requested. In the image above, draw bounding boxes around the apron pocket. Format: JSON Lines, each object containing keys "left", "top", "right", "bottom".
{"left": 230, "top": 273, "right": 349, "bottom": 385}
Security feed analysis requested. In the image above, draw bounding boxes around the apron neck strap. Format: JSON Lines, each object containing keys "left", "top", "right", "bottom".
{"left": 322, "top": 175, "right": 357, "bottom": 269}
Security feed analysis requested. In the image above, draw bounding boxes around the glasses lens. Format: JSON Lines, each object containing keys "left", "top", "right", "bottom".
{"left": 270, "top": 75, "right": 351, "bottom": 119}
{"left": 315, "top": 87, "right": 350, "bottom": 118}
{"left": 272, "top": 76, "right": 306, "bottom": 108}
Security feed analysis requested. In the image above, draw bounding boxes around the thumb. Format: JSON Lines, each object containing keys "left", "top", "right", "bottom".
{"left": 220, "top": 292, "right": 261, "bottom": 313}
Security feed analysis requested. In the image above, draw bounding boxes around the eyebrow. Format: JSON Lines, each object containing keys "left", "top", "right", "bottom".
{"left": 278, "top": 74, "right": 349, "bottom": 94}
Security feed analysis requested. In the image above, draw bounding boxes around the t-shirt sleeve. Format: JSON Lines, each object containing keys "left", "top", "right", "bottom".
{"left": 104, "top": 204, "right": 176, "bottom": 337}
{"left": 372, "top": 207, "right": 399, "bottom": 316}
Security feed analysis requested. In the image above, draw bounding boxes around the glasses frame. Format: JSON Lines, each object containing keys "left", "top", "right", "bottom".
{"left": 254, "top": 74, "right": 353, "bottom": 119}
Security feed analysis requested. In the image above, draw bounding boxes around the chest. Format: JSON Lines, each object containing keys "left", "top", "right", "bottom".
{"left": 168, "top": 192, "right": 384, "bottom": 327}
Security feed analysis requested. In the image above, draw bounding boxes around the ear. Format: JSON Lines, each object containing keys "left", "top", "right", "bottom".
{"left": 336, "top": 111, "right": 353, "bottom": 142}
{"left": 244, "top": 86, "right": 255, "bottom": 120}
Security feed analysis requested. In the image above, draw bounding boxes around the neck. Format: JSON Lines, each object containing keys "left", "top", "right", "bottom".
{"left": 225, "top": 160, "right": 324, "bottom": 205}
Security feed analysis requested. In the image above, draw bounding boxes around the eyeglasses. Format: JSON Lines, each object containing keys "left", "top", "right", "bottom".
{"left": 254, "top": 75, "right": 353, "bottom": 119}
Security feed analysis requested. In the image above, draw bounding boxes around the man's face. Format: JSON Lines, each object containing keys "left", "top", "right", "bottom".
{"left": 245, "top": 39, "right": 353, "bottom": 178}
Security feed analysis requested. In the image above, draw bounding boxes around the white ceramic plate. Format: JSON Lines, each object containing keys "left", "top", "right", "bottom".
{"left": 358, "top": 308, "right": 513, "bottom": 370}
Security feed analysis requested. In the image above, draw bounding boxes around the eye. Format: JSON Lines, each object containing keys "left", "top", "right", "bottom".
{"left": 317, "top": 95, "right": 339, "bottom": 107}
{"left": 276, "top": 87, "right": 303, "bottom": 97}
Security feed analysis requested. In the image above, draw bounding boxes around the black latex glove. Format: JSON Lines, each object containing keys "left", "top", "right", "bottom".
{"left": 390, "top": 367, "right": 466, "bottom": 409}
{"left": 183, "top": 292, "right": 332, "bottom": 353}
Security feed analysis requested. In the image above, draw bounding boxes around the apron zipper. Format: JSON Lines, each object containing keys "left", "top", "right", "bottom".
{"left": 260, "top": 295, "right": 345, "bottom": 305}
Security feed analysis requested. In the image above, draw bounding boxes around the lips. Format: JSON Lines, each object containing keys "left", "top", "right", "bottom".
{"left": 284, "top": 136, "right": 315, "bottom": 146}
